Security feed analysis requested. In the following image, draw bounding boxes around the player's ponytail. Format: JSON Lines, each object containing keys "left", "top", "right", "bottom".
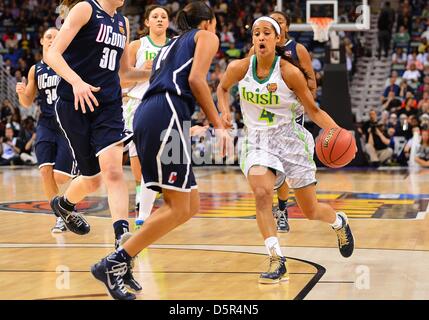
{"left": 275, "top": 46, "right": 309, "bottom": 80}
{"left": 59, "top": 0, "right": 83, "bottom": 17}
{"left": 176, "top": 1, "right": 215, "bottom": 33}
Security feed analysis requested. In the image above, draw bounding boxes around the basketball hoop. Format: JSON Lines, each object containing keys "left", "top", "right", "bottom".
{"left": 309, "top": 17, "right": 334, "bottom": 42}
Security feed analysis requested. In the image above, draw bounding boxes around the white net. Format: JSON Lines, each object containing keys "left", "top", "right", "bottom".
{"left": 309, "top": 18, "right": 334, "bottom": 42}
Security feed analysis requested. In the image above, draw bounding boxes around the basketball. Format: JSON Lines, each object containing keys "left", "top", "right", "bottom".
{"left": 315, "top": 127, "right": 357, "bottom": 168}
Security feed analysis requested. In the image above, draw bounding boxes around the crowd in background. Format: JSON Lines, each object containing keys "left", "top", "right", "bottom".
{"left": 1, "top": 0, "right": 361, "bottom": 166}
{"left": 364, "top": 0, "right": 429, "bottom": 168}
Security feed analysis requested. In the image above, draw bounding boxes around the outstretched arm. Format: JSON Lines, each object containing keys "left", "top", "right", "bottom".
{"left": 216, "top": 58, "right": 249, "bottom": 128}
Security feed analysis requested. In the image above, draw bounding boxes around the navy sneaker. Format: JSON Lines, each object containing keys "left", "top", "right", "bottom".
{"left": 91, "top": 255, "right": 136, "bottom": 300}
{"left": 259, "top": 252, "right": 289, "bottom": 284}
{"left": 333, "top": 212, "right": 355, "bottom": 258}
{"left": 50, "top": 197, "right": 90, "bottom": 235}
{"left": 117, "top": 232, "right": 142, "bottom": 292}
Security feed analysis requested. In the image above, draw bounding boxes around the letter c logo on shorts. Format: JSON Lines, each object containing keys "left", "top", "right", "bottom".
{"left": 168, "top": 172, "right": 178, "bottom": 184}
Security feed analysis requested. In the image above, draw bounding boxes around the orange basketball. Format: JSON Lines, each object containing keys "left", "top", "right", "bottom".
{"left": 315, "top": 127, "right": 357, "bottom": 168}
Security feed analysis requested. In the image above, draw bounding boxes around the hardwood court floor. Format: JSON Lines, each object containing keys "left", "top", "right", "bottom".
{"left": 1, "top": 166, "right": 429, "bottom": 300}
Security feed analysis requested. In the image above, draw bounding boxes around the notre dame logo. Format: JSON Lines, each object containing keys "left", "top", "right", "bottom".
{"left": 266, "top": 83, "right": 278, "bottom": 93}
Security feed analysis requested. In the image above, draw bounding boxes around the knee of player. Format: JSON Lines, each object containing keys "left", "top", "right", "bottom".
{"left": 253, "top": 186, "right": 272, "bottom": 203}
{"left": 54, "top": 172, "right": 71, "bottom": 185}
{"left": 173, "top": 206, "right": 193, "bottom": 224}
{"left": 102, "top": 166, "right": 124, "bottom": 182}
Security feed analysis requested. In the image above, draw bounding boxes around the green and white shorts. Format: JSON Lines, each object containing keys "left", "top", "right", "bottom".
{"left": 240, "top": 123, "right": 317, "bottom": 189}
{"left": 122, "top": 97, "right": 141, "bottom": 158}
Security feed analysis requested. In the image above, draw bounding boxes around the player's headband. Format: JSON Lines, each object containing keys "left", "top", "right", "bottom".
{"left": 252, "top": 16, "right": 281, "bottom": 35}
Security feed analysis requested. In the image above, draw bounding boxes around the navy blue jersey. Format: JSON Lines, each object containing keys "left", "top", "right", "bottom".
{"left": 57, "top": 0, "right": 127, "bottom": 104}
{"left": 144, "top": 29, "right": 199, "bottom": 116}
{"left": 284, "top": 39, "right": 299, "bottom": 65}
{"left": 35, "top": 61, "right": 60, "bottom": 119}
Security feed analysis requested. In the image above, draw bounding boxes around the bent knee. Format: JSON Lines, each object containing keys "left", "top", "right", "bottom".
{"left": 253, "top": 186, "right": 272, "bottom": 202}
{"left": 102, "top": 166, "right": 124, "bottom": 182}
{"left": 40, "top": 166, "right": 54, "bottom": 179}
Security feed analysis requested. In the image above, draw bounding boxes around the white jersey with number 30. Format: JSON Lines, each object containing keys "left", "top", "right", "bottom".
{"left": 238, "top": 55, "right": 304, "bottom": 130}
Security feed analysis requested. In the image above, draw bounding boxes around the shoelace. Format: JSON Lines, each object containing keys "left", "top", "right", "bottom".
{"left": 278, "top": 211, "right": 287, "bottom": 225}
{"left": 107, "top": 262, "right": 129, "bottom": 295}
{"left": 267, "top": 256, "right": 282, "bottom": 273}
{"left": 64, "top": 213, "right": 84, "bottom": 227}
{"left": 335, "top": 227, "right": 349, "bottom": 247}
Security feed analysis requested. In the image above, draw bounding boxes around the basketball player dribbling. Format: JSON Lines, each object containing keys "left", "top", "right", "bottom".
{"left": 246, "top": 11, "right": 318, "bottom": 234}
{"left": 217, "top": 17, "right": 354, "bottom": 284}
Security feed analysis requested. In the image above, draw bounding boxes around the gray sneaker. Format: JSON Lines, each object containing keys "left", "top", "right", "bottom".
{"left": 51, "top": 217, "right": 67, "bottom": 233}
{"left": 272, "top": 206, "right": 290, "bottom": 233}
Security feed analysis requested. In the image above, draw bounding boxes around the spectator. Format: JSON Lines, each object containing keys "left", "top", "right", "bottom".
{"left": 382, "top": 77, "right": 401, "bottom": 99}
{"left": 384, "top": 70, "right": 402, "bottom": 87}
{"left": 377, "top": 2, "right": 393, "bottom": 58}
{"left": 0, "top": 124, "right": 22, "bottom": 166}
{"left": 393, "top": 25, "right": 411, "bottom": 48}
{"left": 392, "top": 47, "right": 407, "bottom": 66}
{"left": 407, "top": 50, "right": 424, "bottom": 70}
{"left": 0, "top": 99, "right": 13, "bottom": 123}
{"left": 418, "top": 91, "right": 429, "bottom": 110}
{"left": 383, "top": 91, "right": 402, "bottom": 114}
{"left": 415, "top": 130, "right": 429, "bottom": 167}
{"left": 402, "top": 63, "right": 421, "bottom": 87}
{"left": 19, "top": 117, "right": 37, "bottom": 165}
{"left": 418, "top": 37, "right": 428, "bottom": 54}
{"left": 365, "top": 122, "right": 394, "bottom": 166}
{"left": 400, "top": 95, "right": 418, "bottom": 117}
{"left": 225, "top": 42, "right": 241, "bottom": 59}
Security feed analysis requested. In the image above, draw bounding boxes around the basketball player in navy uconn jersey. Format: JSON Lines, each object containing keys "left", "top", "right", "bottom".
{"left": 16, "top": 27, "right": 78, "bottom": 234}
{"left": 91, "top": 1, "right": 231, "bottom": 300}
{"left": 45, "top": 0, "right": 151, "bottom": 292}
{"left": 243, "top": 11, "right": 318, "bottom": 234}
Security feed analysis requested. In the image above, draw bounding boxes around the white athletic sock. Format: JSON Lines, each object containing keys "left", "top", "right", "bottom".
{"left": 135, "top": 184, "right": 141, "bottom": 206}
{"left": 264, "top": 237, "right": 283, "bottom": 257}
{"left": 137, "top": 182, "right": 157, "bottom": 221}
{"left": 331, "top": 212, "right": 344, "bottom": 229}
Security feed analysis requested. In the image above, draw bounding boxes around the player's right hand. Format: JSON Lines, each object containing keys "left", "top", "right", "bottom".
{"left": 221, "top": 112, "right": 233, "bottom": 129}
{"left": 72, "top": 79, "right": 100, "bottom": 113}
{"left": 142, "top": 60, "right": 153, "bottom": 70}
{"left": 215, "top": 128, "right": 234, "bottom": 159}
{"left": 16, "top": 77, "right": 27, "bottom": 94}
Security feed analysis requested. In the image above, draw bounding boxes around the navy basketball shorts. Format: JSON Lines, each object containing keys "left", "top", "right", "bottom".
{"left": 35, "top": 123, "right": 78, "bottom": 177}
{"left": 55, "top": 98, "right": 133, "bottom": 177}
{"left": 133, "top": 92, "right": 197, "bottom": 193}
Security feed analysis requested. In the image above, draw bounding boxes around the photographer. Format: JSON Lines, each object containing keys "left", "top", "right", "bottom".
{"left": 365, "top": 120, "right": 394, "bottom": 167}
{"left": 0, "top": 124, "right": 22, "bottom": 166}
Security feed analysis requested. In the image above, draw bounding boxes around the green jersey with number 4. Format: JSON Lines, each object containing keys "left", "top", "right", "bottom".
{"left": 238, "top": 55, "right": 304, "bottom": 129}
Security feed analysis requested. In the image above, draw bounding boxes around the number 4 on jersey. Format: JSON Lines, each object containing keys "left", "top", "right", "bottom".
{"left": 259, "top": 108, "right": 275, "bottom": 125}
